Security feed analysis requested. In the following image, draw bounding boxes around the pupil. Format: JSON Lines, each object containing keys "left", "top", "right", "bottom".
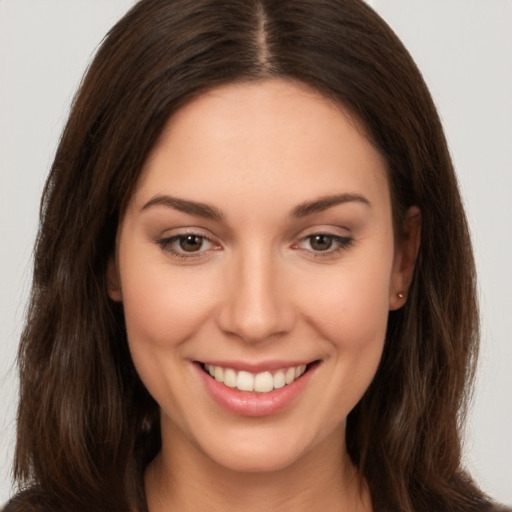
{"left": 311, "top": 234, "right": 332, "bottom": 251}
{"left": 179, "top": 235, "right": 203, "bottom": 252}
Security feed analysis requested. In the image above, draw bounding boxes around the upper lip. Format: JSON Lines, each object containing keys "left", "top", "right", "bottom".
{"left": 195, "top": 359, "right": 317, "bottom": 373}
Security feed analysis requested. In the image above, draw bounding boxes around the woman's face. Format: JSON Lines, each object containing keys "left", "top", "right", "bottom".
{"left": 110, "top": 79, "right": 417, "bottom": 473}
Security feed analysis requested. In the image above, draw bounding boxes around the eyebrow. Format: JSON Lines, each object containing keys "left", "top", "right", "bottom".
{"left": 290, "top": 193, "right": 371, "bottom": 217}
{"left": 141, "top": 192, "right": 370, "bottom": 221}
{"left": 141, "top": 194, "right": 224, "bottom": 221}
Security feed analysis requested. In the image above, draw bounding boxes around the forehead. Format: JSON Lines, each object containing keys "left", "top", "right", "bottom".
{"left": 132, "top": 79, "right": 390, "bottom": 215}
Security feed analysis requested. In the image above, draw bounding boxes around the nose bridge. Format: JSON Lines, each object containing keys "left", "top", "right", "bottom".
{"left": 218, "top": 243, "right": 294, "bottom": 343}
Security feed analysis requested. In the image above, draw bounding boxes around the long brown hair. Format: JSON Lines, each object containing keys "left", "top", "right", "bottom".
{"left": 11, "top": 1, "right": 497, "bottom": 510}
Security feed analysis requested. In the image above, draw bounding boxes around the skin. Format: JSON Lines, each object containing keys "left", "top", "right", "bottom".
{"left": 108, "top": 79, "right": 420, "bottom": 512}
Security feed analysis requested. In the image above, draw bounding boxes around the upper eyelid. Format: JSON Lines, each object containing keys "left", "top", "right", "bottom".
{"left": 295, "top": 233, "right": 352, "bottom": 247}
{"left": 160, "top": 232, "right": 216, "bottom": 246}
{"left": 291, "top": 224, "right": 352, "bottom": 240}
{"left": 157, "top": 226, "right": 217, "bottom": 240}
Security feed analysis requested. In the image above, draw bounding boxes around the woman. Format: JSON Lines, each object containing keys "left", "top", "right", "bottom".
{"left": 5, "top": 0, "right": 509, "bottom": 510}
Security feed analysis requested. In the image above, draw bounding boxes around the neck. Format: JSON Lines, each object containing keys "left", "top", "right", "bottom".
{"left": 144, "top": 422, "right": 372, "bottom": 512}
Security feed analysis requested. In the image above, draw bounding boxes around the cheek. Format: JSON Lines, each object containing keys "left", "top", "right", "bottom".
{"left": 118, "top": 256, "right": 222, "bottom": 416}
{"left": 120, "top": 252, "right": 215, "bottom": 344}
{"left": 300, "top": 252, "right": 393, "bottom": 347}
{"left": 118, "top": 248, "right": 220, "bottom": 390}
{"left": 300, "top": 258, "right": 391, "bottom": 418}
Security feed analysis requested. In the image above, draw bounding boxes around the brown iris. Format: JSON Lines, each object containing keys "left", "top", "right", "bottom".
{"left": 309, "top": 234, "right": 333, "bottom": 251}
{"left": 179, "top": 235, "right": 204, "bottom": 252}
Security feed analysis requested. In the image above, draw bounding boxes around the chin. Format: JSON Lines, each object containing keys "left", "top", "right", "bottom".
{"left": 205, "top": 444, "right": 306, "bottom": 474}
{"left": 193, "top": 421, "right": 338, "bottom": 475}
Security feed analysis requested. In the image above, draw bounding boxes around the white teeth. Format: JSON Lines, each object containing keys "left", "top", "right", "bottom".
{"left": 204, "top": 363, "right": 310, "bottom": 394}
{"left": 214, "top": 366, "right": 224, "bottom": 383}
{"left": 273, "top": 370, "right": 286, "bottom": 389}
{"left": 237, "top": 371, "right": 254, "bottom": 391}
{"left": 254, "top": 372, "right": 274, "bottom": 393}
{"left": 285, "top": 367, "right": 296, "bottom": 384}
{"left": 223, "top": 368, "right": 237, "bottom": 388}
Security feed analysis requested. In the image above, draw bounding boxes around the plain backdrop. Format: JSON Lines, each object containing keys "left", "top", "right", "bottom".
{"left": 1, "top": 0, "right": 511, "bottom": 506}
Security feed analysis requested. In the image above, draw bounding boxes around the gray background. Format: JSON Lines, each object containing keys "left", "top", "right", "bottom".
{"left": 1, "top": 0, "right": 511, "bottom": 505}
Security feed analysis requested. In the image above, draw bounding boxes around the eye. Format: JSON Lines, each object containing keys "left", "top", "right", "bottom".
{"left": 308, "top": 234, "right": 334, "bottom": 251}
{"left": 294, "top": 233, "right": 353, "bottom": 256}
{"left": 176, "top": 234, "right": 208, "bottom": 252}
{"left": 156, "top": 232, "right": 219, "bottom": 259}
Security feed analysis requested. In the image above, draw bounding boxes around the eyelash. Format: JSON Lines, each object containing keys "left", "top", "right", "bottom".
{"left": 155, "top": 232, "right": 354, "bottom": 260}
{"left": 293, "top": 234, "right": 354, "bottom": 258}
{"left": 156, "top": 234, "right": 217, "bottom": 260}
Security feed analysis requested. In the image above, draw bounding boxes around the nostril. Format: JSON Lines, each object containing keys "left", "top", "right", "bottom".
{"left": 214, "top": 271, "right": 296, "bottom": 343}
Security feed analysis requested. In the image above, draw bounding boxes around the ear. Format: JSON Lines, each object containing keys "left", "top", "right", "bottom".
{"left": 106, "top": 255, "right": 123, "bottom": 302}
{"left": 389, "top": 206, "right": 421, "bottom": 310}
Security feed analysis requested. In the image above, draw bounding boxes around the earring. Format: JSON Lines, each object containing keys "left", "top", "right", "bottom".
{"left": 398, "top": 292, "right": 404, "bottom": 299}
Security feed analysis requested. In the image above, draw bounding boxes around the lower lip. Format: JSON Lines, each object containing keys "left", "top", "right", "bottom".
{"left": 196, "top": 364, "right": 316, "bottom": 417}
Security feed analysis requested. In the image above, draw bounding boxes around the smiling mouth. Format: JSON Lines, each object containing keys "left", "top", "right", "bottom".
{"left": 199, "top": 362, "right": 319, "bottom": 394}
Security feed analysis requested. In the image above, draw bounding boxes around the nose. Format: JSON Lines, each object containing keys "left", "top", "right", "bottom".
{"left": 216, "top": 247, "right": 296, "bottom": 344}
